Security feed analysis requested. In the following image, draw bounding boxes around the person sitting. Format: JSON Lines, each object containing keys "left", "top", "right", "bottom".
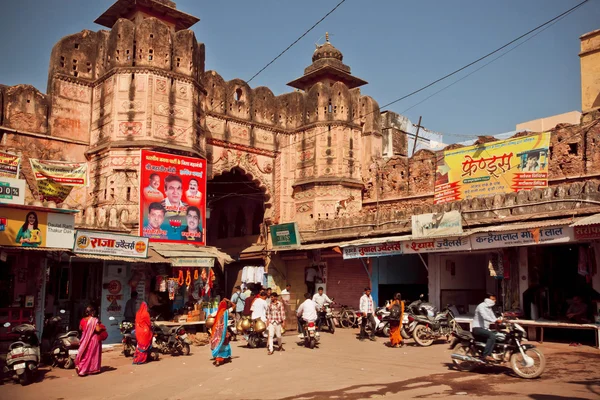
{"left": 566, "top": 296, "right": 589, "bottom": 323}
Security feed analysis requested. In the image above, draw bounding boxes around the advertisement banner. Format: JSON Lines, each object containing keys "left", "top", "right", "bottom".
{"left": 403, "top": 237, "right": 471, "bottom": 254}
{"left": 434, "top": 133, "right": 550, "bottom": 204}
{"left": 139, "top": 150, "right": 206, "bottom": 245}
{"left": 0, "top": 177, "right": 26, "bottom": 205}
{"left": 74, "top": 230, "right": 149, "bottom": 258}
{"left": 342, "top": 242, "right": 403, "bottom": 259}
{"left": 412, "top": 211, "right": 463, "bottom": 238}
{"left": 470, "top": 226, "right": 574, "bottom": 250}
{"left": 270, "top": 223, "right": 301, "bottom": 248}
{"left": 29, "top": 159, "right": 88, "bottom": 203}
{"left": 0, "top": 206, "right": 75, "bottom": 249}
{"left": 0, "top": 151, "right": 21, "bottom": 178}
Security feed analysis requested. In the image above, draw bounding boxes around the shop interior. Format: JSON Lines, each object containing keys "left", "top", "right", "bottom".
{"left": 376, "top": 254, "right": 429, "bottom": 304}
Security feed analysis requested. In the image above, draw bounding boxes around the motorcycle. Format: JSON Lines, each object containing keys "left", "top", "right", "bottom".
{"left": 299, "top": 320, "right": 320, "bottom": 349}
{"left": 246, "top": 319, "right": 268, "bottom": 349}
{"left": 46, "top": 311, "right": 80, "bottom": 369}
{"left": 119, "top": 321, "right": 136, "bottom": 357}
{"left": 3, "top": 322, "right": 40, "bottom": 385}
{"left": 152, "top": 322, "right": 191, "bottom": 356}
{"left": 411, "top": 305, "right": 457, "bottom": 347}
{"left": 450, "top": 319, "right": 546, "bottom": 379}
{"left": 316, "top": 303, "right": 335, "bottom": 334}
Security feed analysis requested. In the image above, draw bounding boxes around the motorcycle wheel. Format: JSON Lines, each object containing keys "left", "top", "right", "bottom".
{"left": 382, "top": 324, "right": 391, "bottom": 338}
{"left": 247, "top": 334, "right": 259, "bottom": 349}
{"left": 328, "top": 320, "right": 335, "bottom": 334}
{"left": 19, "top": 370, "right": 30, "bottom": 386}
{"left": 413, "top": 325, "right": 434, "bottom": 347}
{"left": 180, "top": 343, "right": 191, "bottom": 356}
{"left": 401, "top": 327, "right": 410, "bottom": 340}
{"left": 150, "top": 350, "right": 160, "bottom": 361}
{"left": 452, "top": 343, "right": 478, "bottom": 372}
{"left": 64, "top": 357, "right": 74, "bottom": 369}
{"left": 124, "top": 344, "right": 135, "bottom": 357}
{"left": 308, "top": 338, "right": 316, "bottom": 349}
{"left": 510, "top": 348, "right": 546, "bottom": 379}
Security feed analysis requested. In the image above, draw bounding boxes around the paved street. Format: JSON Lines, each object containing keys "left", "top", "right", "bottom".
{"left": 1, "top": 329, "right": 598, "bottom": 400}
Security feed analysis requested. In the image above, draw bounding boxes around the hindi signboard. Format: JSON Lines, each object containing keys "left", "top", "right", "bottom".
{"left": 0, "top": 151, "right": 21, "bottom": 178}
{"left": 74, "top": 230, "right": 149, "bottom": 258}
{"left": 0, "top": 205, "right": 75, "bottom": 249}
{"left": 139, "top": 150, "right": 207, "bottom": 245}
{"left": 434, "top": 133, "right": 550, "bottom": 204}
{"left": 270, "top": 222, "right": 301, "bottom": 248}
{"left": 342, "top": 242, "right": 404, "bottom": 259}
{"left": 0, "top": 177, "right": 25, "bottom": 205}
{"left": 170, "top": 257, "right": 215, "bottom": 268}
{"left": 470, "top": 226, "right": 573, "bottom": 250}
{"left": 412, "top": 211, "right": 463, "bottom": 238}
{"left": 29, "top": 159, "right": 88, "bottom": 203}
{"left": 403, "top": 237, "right": 471, "bottom": 254}
{"left": 573, "top": 225, "right": 600, "bottom": 240}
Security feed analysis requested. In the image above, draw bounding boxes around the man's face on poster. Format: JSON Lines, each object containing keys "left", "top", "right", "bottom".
{"left": 188, "top": 179, "right": 198, "bottom": 195}
{"left": 148, "top": 209, "right": 165, "bottom": 229}
{"left": 186, "top": 210, "right": 199, "bottom": 232}
{"left": 166, "top": 180, "right": 183, "bottom": 204}
{"left": 150, "top": 175, "right": 160, "bottom": 190}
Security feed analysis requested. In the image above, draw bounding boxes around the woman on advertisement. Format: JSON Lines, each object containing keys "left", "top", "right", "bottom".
{"left": 15, "top": 211, "right": 42, "bottom": 247}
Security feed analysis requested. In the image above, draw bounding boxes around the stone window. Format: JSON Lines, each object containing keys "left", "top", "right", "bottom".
{"left": 74, "top": 43, "right": 79, "bottom": 49}
{"left": 235, "top": 88, "right": 242, "bottom": 102}
{"left": 568, "top": 143, "right": 578, "bottom": 155}
{"left": 234, "top": 207, "right": 246, "bottom": 237}
{"left": 60, "top": 56, "right": 65, "bottom": 68}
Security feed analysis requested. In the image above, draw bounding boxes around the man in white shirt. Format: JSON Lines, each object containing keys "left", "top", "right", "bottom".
{"left": 313, "top": 287, "right": 333, "bottom": 331}
{"left": 251, "top": 291, "right": 268, "bottom": 323}
{"left": 305, "top": 266, "right": 318, "bottom": 296}
{"left": 281, "top": 284, "right": 291, "bottom": 305}
{"left": 296, "top": 293, "right": 318, "bottom": 335}
{"left": 472, "top": 293, "right": 501, "bottom": 362}
{"left": 359, "top": 287, "right": 376, "bottom": 341}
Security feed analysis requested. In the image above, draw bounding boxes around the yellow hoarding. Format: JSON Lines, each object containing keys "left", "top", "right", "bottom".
{"left": 434, "top": 133, "right": 550, "bottom": 204}
{"left": 0, "top": 206, "right": 76, "bottom": 248}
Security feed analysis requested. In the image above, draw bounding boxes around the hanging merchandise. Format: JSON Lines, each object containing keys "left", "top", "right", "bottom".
{"left": 159, "top": 275, "right": 167, "bottom": 292}
{"left": 168, "top": 279, "right": 177, "bottom": 300}
{"left": 194, "top": 269, "right": 199, "bottom": 280}
{"left": 178, "top": 269, "right": 184, "bottom": 286}
{"left": 201, "top": 268, "right": 207, "bottom": 282}
{"left": 156, "top": 275, "right": 163, "bottom": 292}
{"left": 186, "top": 270, "right": 192, "bottom": 287}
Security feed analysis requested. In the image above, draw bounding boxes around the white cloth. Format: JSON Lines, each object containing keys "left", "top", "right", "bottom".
{"left": 312, "top": 293, "right": 332, "bottom": 310}
{"left": 255, "top": 267, "right": 264, "bottom": 284}
{"left": 267, "top": 322, "right": 282, "bottom": 352}
{"left": 281, "top": 288, "right": 291, "bottom": 304}
{"left": 281, "top": 289, "right": 290, "bottom": 294}
{"left": 251, "top": 297, "right": 267, "bottom": 322}
{"left": 297, "top": 299, "right": 318, "bottom": 322}
{"left": 472, "top": 299, "right": 497, "bottom": 329}
{"left": 241, "top": 267, "right": 248, "bottom": 283}
{"left": 359, "top": 294, "right": 374, "bottom": 315}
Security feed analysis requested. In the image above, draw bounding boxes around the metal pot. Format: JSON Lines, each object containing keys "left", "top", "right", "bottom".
{"left": 205, "top": 316, "right": 215, "bottom": 329}
{"left": 253, "top": 319, "right": 266, "bottom": 333}
{"left": 240, "top": 318, "right": 251, "bottom": 332}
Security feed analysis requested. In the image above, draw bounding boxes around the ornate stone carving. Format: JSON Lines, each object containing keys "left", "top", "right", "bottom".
{"left": 118, "top": 121, "right": 143, "bottom": 135}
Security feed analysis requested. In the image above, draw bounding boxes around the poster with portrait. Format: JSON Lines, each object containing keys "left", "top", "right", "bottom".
{"left": 0, "top": 205, "right": 75, "bottom": 249}
{"left": 139, "top": 150, "right": 207, "bottom": 245}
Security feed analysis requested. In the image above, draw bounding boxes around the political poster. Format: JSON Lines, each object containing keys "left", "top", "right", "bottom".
{"left": 434, "top": 133, "right": 551, "bottom": 204}
{"left": 139, "top": 150, "right": 206, "bottom": 245}
{"left": 0, "top": 151, "right": 21, "bottom": 178}
{"left": 29, "top": 159, "right": 88, "bottom": 203}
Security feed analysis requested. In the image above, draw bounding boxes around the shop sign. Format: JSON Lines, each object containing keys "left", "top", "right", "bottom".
{"left": 434, "top": 133, "right": 550, "bottom": 204}
{"left": 412, "top": 210, "right": 463, "bottom": 238}
{"left": 573, "top": 225, "right": 600, "bottom": 240}
{"left": 0, "top": 177, "right": 25, "bottom": 205}
{"left": 0, "top": 151, "right": 21, "bottom": 178}
{"left": 0, "top": 206, "right": 75, "bottom": 248}
{"left": 170, "top": 257, "right": 215, "bottom": 267}
{"left": 139, "top": 150, "right": 207, "bottom": 245}
{"left": 470, "top": 226, "right": 573, "bottom": 250}
{"left": 342, "top": 242, "right": 403, "bottom": 259}
{"left": 29, "top": 159, "right": 88, "bottom": 203}
{"left": 403, "top": 237, "right": 471, "bottom": 254}
{"left": 74, "top": 230, "right": 149, "bottom": 258}
{"left": 270, "top": 222, "right": 301, "bottom": 248}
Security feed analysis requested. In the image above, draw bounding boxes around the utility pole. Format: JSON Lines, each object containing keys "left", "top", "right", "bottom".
{"left": 411, "top": 116, "right": 423, "bottom": 157}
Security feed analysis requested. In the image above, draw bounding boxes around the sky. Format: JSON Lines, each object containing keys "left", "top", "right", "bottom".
{"left": 0, "top": 0, "right": 599, "bottom": 144}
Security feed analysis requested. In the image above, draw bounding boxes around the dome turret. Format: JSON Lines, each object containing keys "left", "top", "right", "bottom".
{"left": 312, "top": 33, "right": 343, "bottom": 62}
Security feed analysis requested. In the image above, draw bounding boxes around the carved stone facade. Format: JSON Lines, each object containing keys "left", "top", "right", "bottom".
{"left": 0, "top": 1, "right": 599, "bottom": 246}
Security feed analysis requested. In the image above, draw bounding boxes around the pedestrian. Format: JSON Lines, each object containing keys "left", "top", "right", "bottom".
{"left": 305, "top": 267, "right": 318, "bottom": 296}
{"left": 387, "top": 293, "right": 404, "bottom": 348}
{"left": 211, "top": 299, "right": 234, "bottom": 366}
{"left": 133, "top": 302, "right": 153, "bottom": 364}
{"left": 359, "top": 287, "right": 376, "bottom": 341}
{"left": 124, "top": 291, "right": 139, "bottom": 322}
{"left": 75, "top": 305, "right": 106, "bottom": 376}
{"left": 251, "top": 291, "right": 268, "bottom": 323}
{"left": 265, "top": 287, "right": 272, "bottom": 306}
{"left": 266, "top": 293, "right": 286, "bottom": 355}
{"left": 231, "top": 286, "right": 246, "bottom": 322}
{"left": 281, "top": 283, "right": 292, "bottom": 305}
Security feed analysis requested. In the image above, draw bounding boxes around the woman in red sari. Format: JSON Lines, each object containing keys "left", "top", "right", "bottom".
{"left": 133, "top": 302, "right": 153, "bottom": 364}
{"left": 76, "top": 306, "right": 104, "bottom": 376}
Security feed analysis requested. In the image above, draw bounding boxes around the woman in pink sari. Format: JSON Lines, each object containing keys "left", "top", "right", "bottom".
{"left": 76, "top": 306, "right": 105, "bottom": 376}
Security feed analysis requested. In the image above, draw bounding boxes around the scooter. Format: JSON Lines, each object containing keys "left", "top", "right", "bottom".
{"left": 359, "top": 306, "right": 391, "bottom": 337}
{"left": 411, "top": 305, "right": 457, "bottom": 347}
{"left": 119, "top": 321, "right": 136, "bottom": 357}
{"left": 3, "top": 322, "right": 40, "bottom": 385}
{"left": 46, "top": 311, "right": 80, "bottom": 369}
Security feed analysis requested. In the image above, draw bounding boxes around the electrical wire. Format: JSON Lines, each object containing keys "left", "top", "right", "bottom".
{"left": 246, "top": 0, "right": 347, "bottom": 84}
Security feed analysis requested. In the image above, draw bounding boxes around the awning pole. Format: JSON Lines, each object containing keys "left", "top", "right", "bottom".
{"left": 360, "top": 258, "right": 371, "bottom": 279}
{"left": 417, "top": 253, "right": 429, "bottom": 271}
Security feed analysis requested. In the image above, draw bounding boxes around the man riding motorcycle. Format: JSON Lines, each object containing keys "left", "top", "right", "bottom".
{"left": 296, "top": 293, "right": 318, "bottom": 336}
{"left": 472, "top": 293, "right": 502, "bottom": 362}
{"left": 312, "top": 287, "right": 333, "bottom": 331}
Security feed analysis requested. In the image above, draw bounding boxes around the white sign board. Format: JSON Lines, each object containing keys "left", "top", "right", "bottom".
{"left": 470, "top": 226, "right": 573, "bottom": 250}
{"left": 412, "top": 210, "right": 463, "bottom": 239}
{"left": 46, "top": 213, "right": 75, "bottom": 249}
{"left": 171, "top": 257, "right": 215, "bottom": 267}
{"left": 74, "top": 230, "right": 149, "bottom": 258}
{"left": 0, "top": 177, "right": 26, "bottom": 205}
{"left": 343, "top": 242, "right": 404, "bottom": 259}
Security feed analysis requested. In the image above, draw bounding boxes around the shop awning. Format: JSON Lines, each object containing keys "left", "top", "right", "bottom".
{"left": 69, "top": 248, "right": 169, "bottom": 264}
{"left": 150, "top": 243, "right": 234, "bottom": 270}
{"left": 239, "top": 244, "right": 266, "bottom": 260}
{"left": 467, "top": 217, "right": 577, "bottom": 234}
{"left": 570, "top": 213, "right": 600, "bottom": 227}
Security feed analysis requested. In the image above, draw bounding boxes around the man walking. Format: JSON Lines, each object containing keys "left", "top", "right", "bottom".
{"left": 266, "top": 293, "right": 286, "bottom": 355}
{"left": 231, "top": 286, "right": 246, "bottom": 322}
{"left": 359, "top": 288, "right": 376, "bottom": 341}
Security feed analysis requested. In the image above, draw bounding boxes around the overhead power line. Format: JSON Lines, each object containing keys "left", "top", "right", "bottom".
{"left": 246, "top": 0, "right": 347, "bottom": 84}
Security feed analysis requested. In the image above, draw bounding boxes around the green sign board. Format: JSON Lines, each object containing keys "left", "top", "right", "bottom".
{"left": 270, "top": 222, "right": 300, "bottom": 248}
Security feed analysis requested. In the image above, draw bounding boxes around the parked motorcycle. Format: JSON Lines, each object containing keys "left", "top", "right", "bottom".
{"left": 316, "top": 303, "right": 335, "bottom": 334}
{"left": 403, "top": 295, "right": 436, "bottom": 340}
{"left": 46, "top": 311, "right": 80, "bottom": 369}
{"left": 119, "top": 321, "right": 136, "bottom": 357}
{"left": 299, "top": 320, "right": 320, "bottom": 349}
{"left": 411, "top": 305, "right": 457, "bottom": 347}
{"left": 3, "top": 322, "right": 40, "bottom": 385}
{"left": 450, "top": 319, "right": 546, "bottom": 379}
{"left": 246, "top": 319, "right": 268, "bottom": 349}
{"left": 151, "top": 322, "right": 191, "bottom": 356}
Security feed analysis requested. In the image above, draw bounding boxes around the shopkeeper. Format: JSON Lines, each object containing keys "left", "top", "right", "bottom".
{"left": 148, "top": 290, "right": 163, "bottom": 318}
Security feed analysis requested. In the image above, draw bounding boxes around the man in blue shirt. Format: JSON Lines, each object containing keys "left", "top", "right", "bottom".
{"left": 472, "top": 293, "right": 502, "bottom": 362}
{"left": 231, "top": 286, "right": 246, "bottom": 322}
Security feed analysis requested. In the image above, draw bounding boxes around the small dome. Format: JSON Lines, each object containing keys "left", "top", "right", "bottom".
{"left": 312, "top": 40, "right": 343, "bottom": 63}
